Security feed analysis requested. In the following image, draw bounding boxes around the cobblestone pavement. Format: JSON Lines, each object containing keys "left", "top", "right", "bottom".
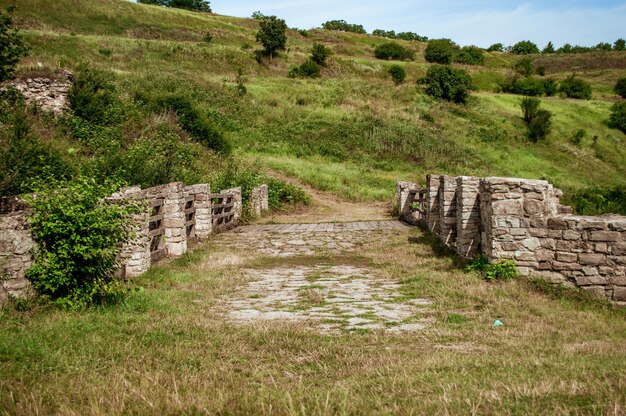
{"left": 217, "top": 221, "right": 432, "bottom": 333}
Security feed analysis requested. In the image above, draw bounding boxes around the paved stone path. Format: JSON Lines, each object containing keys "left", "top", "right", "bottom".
{"left": 216, "top": 221, "right": 432, "bottom": 333}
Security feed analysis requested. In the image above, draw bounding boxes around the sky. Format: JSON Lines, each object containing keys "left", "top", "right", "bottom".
{"left": 210, "top": 0, "right": 626, "bottom": 48}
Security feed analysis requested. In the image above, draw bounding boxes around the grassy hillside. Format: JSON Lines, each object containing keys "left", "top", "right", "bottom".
{"left": 4, "top": 0, "right": 626, "bottom": 201}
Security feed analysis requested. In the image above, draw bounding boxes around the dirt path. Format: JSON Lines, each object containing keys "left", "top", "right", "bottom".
{"left": 259, "top": 170, "right": 394, "bottom": 224}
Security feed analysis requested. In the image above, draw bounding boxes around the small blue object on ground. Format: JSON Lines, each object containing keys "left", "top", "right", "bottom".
{"left": 493, "top": 319, "right": 504, "bottom": 327}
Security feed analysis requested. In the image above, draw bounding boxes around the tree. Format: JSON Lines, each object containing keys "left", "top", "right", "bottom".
{"left": 456, "top": 45, "right": 484, "bottom": 65}
{"left": 374, "top": 42, "right": 413, "bottom": 61}
{"left": 559, "top": 74, "right": 592, "bottom": 99}
{"left": 424, "top": 39, "right": 458, "bottom": 64}
{"left": 137, "top": 0, "right": 211, "bottom": 12}
{"left": 542, "top": 41, "right": 555, "bottom": 54}
{"left": 388, "top": 64, "right": 406, "bottom": 85}
{"left": 422, "top": 65, "right": 472, "bottom": 104}
{"left": 614, "top": 77, "right": 626, "bottom": 99}
{"left": 608, "top": 102, "right": 626, "bottom": 134}
{"left": 487, "top": 43, "right": 503, "bottom": 52}
{"left": 510, "top": 40, "right": 539, "bottom": 54}
{"left": 321, "top": 20, "right": 366, "bottom": 34}
{"left": 255, "top": 15, "right": 287, "bottom": 60}
{"left": 0, "top": 8, "right": 29, "bottom": 83}
{"left": 614, "top": 38, "right": 625, "bottom": 51}
{"left": 520, "top": 97, "right": 552, "bottom": 142}
{"left": 311, "top": 43, "right": 332, "bottom": 65}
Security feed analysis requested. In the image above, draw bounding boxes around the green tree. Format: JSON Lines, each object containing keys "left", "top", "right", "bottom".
{"left": 311, "top": 43, "right": 332, "bottom": 65}
{"left": 255, "top": 15, "right": 287, "bottom": 60}
{"left": 520, "top": 97, "right": 552, "bottom": 142}
{"left": 422, "top": 64, "right": 472, "bottom": 104}
{"left": 614, "top": 38, "right": 625, "bottom": 51}
{"left": 456, "top": 45, "right": 484, "bottom": 65}
{"left": 542, "top": 41, "right": 555, "bottom": 54}
{"left": 487, "top": 43, "right": 503, "bottom": 52}
{"left": 609, "top": 101, "right": 626, "bottom": 134}
{"left": 374, "top": 42, "right": 413, "bottom": 60}
{"left": 321, "top": 20, "right": 366, "bottom": 34}
{"left": 424, "top": 39, "right": 458, "bottom": 64}
{"left": 0, "top": 8, "right": 29, "bottom": 83}
{"left": 138, "top": 0, "right": 211, "bottom": 12}
{"left": 614, "top": 77, "right": 626, "bottom": 99}
{"left": 510, "top": 40, "right": 539, "bottom": 54}
{"left": 559, "top": 74, "right": 592, "bottom": 99}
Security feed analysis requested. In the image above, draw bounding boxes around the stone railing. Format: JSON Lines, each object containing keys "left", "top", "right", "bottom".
{"left": 0, "top": 182, "right": 269, "bottom": 304}
{"left": 398, "top": 175, "right": 625, "bottom": 305}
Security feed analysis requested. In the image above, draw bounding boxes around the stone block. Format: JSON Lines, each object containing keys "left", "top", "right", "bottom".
{"left": 614, "top": 287, "right": 626, "bottom": 302}
{"left": 589, "top": 231, "right": 620, "bottom": 242}
{"left": 578, "top": 253, "right": 606, "bottom": 266}
{"left": 575, "top": 275, "right": 607, "bottom": 286}
{"left": 556, "top": 252, "right": 577, "bottom": 263}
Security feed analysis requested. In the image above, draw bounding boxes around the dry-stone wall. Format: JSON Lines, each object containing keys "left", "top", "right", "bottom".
{"left": 398, "top": 175, "right": 626, "bottom": 304}
{"left": 5, "top": 71, "right": 73, "bottom": 114}
{"left": 0, "top": 197, "right": 35, "bottom": 303}
{"left": 0, "top": 182, "right": 264, "bottom": 304}
{"left": 396, "top": 181, "right": 421, "bottom": 225}
{"left": 251, "top": 184, "right": 269, "bottom": 218}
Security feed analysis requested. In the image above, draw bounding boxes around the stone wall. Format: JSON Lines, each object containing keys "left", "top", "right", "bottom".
{"left": 221, "top": 187, "right": 242, "bottom": 225}
{"left": 397, "top": 175, "right": 626, "bottom": 304}
{"left": 7, "top": 71, "right": 73, "bottom": 114}
{"left": 0, "top": 197, "right": 35, "bottom": 303}
{"left": 396, "top": 181, "right": 421, "bottom": 225}
{"left": 251, "top": 184, "right": 269, "bottom": 218}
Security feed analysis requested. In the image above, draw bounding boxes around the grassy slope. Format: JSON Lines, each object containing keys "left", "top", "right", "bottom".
{"left": 5, "top": 0, "right": 626, "bottom": 201}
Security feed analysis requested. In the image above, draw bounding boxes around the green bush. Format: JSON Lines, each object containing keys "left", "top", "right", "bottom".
{"left": 456, "top": 46, "right": 484, "bottom": 65}
{"left": 321, "top": 19, "right": 366, "bottom": 34}
{"left": 422, "top": 65, "right": 472, "bottom": 104}
{"left": 255, "top": 15, "right": 287, "bottom": 59}
{"left": 570, "top": 129, "right": 586, "bottom": 146}
{"left": 137, "top": 0, "right": 211, "bottom": 12}
{"left": 543, "top": 78, "right": 558, "bottom": 96}
{"left": 520, "top": 97, "right": 540, "bottom": 124}
{"left": 564, "top": 185, "right": 626, "bottom": 215}
{"left": 311, "top": 43, "right": 332, "bottom": 65}
{"left": 0, "top": 8, "right": 29, "bottom": 83}
{"left": 614, "top": 77, "right": 626, "bottom": 98}
{"left": 374, "top": 42, "right": 413, "bottom": 61}
{"left": 514, "top": 57, "right": 534, "bottom": 77}
{"left": 510, "top": 77, "right": 545, "bottom": 96}
{"left": 559, "top": 74, "right": 592, "bottom": 99}
{"left": 289, "top": 60, "right": 321, "bottom": 78}
{"left": 25, "top": 177, "right": 135, "bottom": 309}
{"left": 156, "top": 95, "right": 231, "bottom": 153}
{"left": 68, "top": 65, "right": 123, "bottom": 126}
{"left": 424, "top": 39, "right": 458, "bottom": 64}
{"left": 465, "top": 255, "right": 518, "bottom": 280}
{"left": 609, "top": 101, "right": 626, "bottom": 134}
{"left": 510, "top": 40, "right": 540, "bottom": 54}
{"left": 520, "top": 97, "right": 552, "bottom": 142}
{"left": 388, "top": 64, "right": 406, "bottom": 85}
{"left": 487, "top": 43, "right": 503, "bottom": 52}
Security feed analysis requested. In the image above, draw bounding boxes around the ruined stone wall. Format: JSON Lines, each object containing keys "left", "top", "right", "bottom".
{"left": 0, "top": 197, "right": 35, "bottom": 303}
{"left": 185, "top": 184, "right": 212, "bottom": 239}
{"left": 396, "top": 181, "right": 421, "bottom": 225}
{"left": 251, "top": 184, "right": 269, "bottom": 218}
{"left": 456, "top": 176, "right": 481, "bottom": 258}
{"left": 426, "top": 174, "right": 441, "bottom": 234}
{"left": 6, "top": 71, "right": 73, "bottom": 114}
{"left": 221, "top": 187, "right": 243, "bottom": 225}
{"left": 438, "top": 176, "right": 457, "bottom": 248}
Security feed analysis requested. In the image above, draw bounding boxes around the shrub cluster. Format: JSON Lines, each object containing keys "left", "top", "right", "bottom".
{"left": 424, "top": 39, "right": 484, "bottom": 65}
{"left": 321, "top": 19, "right": 366, "bottom": 34}
{"left": 609, "top": 101, "right": 626, "bottom": 134}
{"left": 388, "top": 64, "right": 406, "bottom": 85}
{"left": 374, "top": 42, "right": 413, "bottom": 61}
{"left": 559, "top": 74, "right": 592, "bottom": 99}
{"left": 310, "top": 43, "right": 332, "bottom": 65}
{"left": 615, "top": 77, "right": 626, "bottom": 99}
{"left": 564, "top": 185, "right": 626, "bottom": 215}
{"left": 421, "top": 65, "right": 472, "bottom": 104}
{"left": 465, "top": 255, "right": 518, "bottom": 280}
{"left": 68, "top": 65, "right": 123, "bottom": 126}
{"left": 520, "top": 97, "right": 552, "bottom": 142}
{"left": 289, "top": 60, "right": 320, "bottom": 78}
{"left": 506, "top": 77, "right": 557, "bottom": 96}
{"left": 371, "top": 29, "right": 428, "bottom": 42}
{"left": 456, "top": 46, "right": 484, "bottom": 65}
{"left": 510, "top": 40, "right": 540, "bottom": 55}
{"left": 137, "top": 0, "right": 211, "bottom": 12}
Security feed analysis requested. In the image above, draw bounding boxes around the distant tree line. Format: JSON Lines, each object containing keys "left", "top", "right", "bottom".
{"left": 371, "top": 29, "right": 428, "bottom": 42}
{"left": 321, "top": 20, "right": 366, "bottom": 34}
{"left": 137, "top": 0, "right": 211, "bottom": 13}
{"left": 487, "top": 38, "right": 626, "bottom": 54}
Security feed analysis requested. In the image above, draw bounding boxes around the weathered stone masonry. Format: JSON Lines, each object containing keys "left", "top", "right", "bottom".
{"left": 398, "top": 175, "right": 626, "bottom": 304}
{"left": 3, "top": 71, "right": 73, "bottom": 114}
{"left": 0, "top": 183, "right": 269, "bottom": 304}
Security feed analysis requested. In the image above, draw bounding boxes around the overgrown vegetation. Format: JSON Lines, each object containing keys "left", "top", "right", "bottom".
{"left": 421, "top": 65, "right": 472, "bottom": 104}
{"left": 388, "top": 64, "right": 406, "bottom": 85}
{"left": 563, "top": 185, "right": 626, "bottom": 215}
{"left": 137, "top": 0, "right": 211, "bottom": 12}
{"left": 465, "top": 255, "right": 519, "bottom": 280}
{"left": 373, "top": 42, "right": 413, "bottom": 61}
{"left": 321, "top": 19, "right": 366, "bottom": 34}
{"left": 559, "top": 74, "right": 592, "bottom": 99}
{"left": 520, "top": 97, "right": 552, "bottom": 142}
{"left": 0, "top": 7, "right": 29, "bottom": 82}
{"left": 608, "top": 102, "right": 626, "bottom": 134}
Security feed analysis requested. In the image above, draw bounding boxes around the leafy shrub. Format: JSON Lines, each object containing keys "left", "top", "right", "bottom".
{"left": 614, "top": 38, "right": 625, "bottom": 51}
{"left": 510, "top": 40, "right": 539, "bottom": 54}
{"left": 465, "top": 255, "right": 518, "bottom": 280}
{"left": 266, "top": 177, "right": 310, "bottom": 209}
{"left": 321, "top": 19, "right": 366, "bottom": 34}
{"left": 156, "top": 94, "right": 231, "bottom": 153}
{"left": 388, "top": 64, "right": 406, "bottom": 85}
{"left": 559, "top": 74, "right": 592, "bottom": 99}
{"left": 25, "top": 177, "right": 135, "bottom": 309}
{"left": 564, "top": 185, "right": 626, "bottom": 215}
{"left": 424, "top": 39, "right": 458, "bottom": 64}
{"left": 311, "top": 43, "right": 332, "bottom": 65}
{"left": 543, "top": 78, "right": 558, "bottom": 96}
{"left": 456, "top": 46, "right": 484, "bottom": 65}
{"left": 510, "top": 77, "right": 546, "bottom": 96}
{"left": 514, "top": 57, "right": 534, "bottom": 77}
{"left": 68, "top": 65, "right": 123, "bottom": 126}
{"left": 0, "top": 8, "right": 29, "bottom": 83}
{"left": 0, "top": 89, "right": 74, "bottom": 197}
{"left": 289, "top": 60, "right": 321, "bottom": 78}
{"left": 570, "top": 129, "right": 586, "bottom": 146}
{"left": 487, "top": 43, "right": 503, "bottom": 52}
{"left": 614, "top": 77, "right": 626, "bottom": 98}
{"left": 374, "top": 42, "right": 413, "bottom": 61}
{"left": 422, "top": 65, "right": 472, "bottom": 104}
{"left": 203, "top": 31, "right": 213, "bottom": 43}
{"left": 608, "top": 101, "right": 626, "bottom": 134}
{"left": 520, "top": 97, "right": 552, "bottom": 142}
{"left": 542, "top": 41, "right": 555, "bottom": 54}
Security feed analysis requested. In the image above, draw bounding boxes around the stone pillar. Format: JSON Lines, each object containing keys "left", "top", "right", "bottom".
{"left": 396, "top": 181, "right": 419, "bottom": 217}
{"left": 186, "top": 184, "right": 212, "bottom": 239}
{"left": 426, "top": 174, "right": 441, "bottom": 234}
{"left": 251, "top": 184, "right": 269, "bottom": 218}
{"left": 108, "top": 186, "right": 151, "bottom": 279}
{"left": 456, "top": 176, "right": 481, "bottom": 258}
{"left": 438, "top": 175, "right": 457, "bottom": 248}
{"left": 0, "top": 197, "right": 35, "bottom": 305}
{"left": 221, "top": 187, "right": 242, "bottom": 225}
{"left": 163, "top": 182, "right": 187, "bottom": 256}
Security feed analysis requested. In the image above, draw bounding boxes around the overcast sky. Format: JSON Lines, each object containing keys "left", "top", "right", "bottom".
{"left": 210, "top": 0, "right": 626, "bottom": 48}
